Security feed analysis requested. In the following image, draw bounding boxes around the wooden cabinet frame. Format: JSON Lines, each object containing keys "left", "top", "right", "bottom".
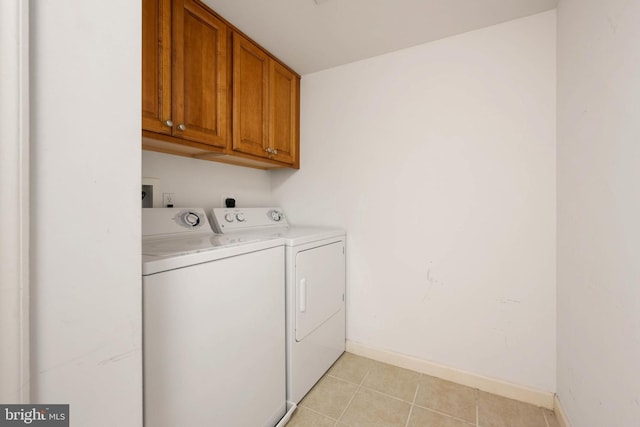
{"left": 142, "top": 0, "right": 300, "bottom": 169}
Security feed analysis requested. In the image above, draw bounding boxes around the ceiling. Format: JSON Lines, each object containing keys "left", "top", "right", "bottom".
{"left": 203, "top": 0, "right": 558, "bottom": 75}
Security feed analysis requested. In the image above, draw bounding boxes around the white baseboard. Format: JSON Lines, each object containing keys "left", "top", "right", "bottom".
{"left": 346, "top": 340, "right": 554, "bottom": 409}
{"left": 553, "top": 394, "right": 571, "bottom": 427}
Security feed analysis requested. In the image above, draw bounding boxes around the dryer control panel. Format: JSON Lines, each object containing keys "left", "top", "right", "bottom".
{"left": 211, "top": 207, "right": 289, "bottom": 233}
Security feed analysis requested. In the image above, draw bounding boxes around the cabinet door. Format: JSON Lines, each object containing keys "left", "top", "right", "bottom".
{"left": 142, "top": 0, "right": 172, "bottom": 135}
{"left": 172, "top": 0, "right": 228, "bottom": 148}
{"left": 232, "top": 33, "right": 269, "bottom": 158}
{"left": 269, "top": 61, "right": 299, "bottom": 165}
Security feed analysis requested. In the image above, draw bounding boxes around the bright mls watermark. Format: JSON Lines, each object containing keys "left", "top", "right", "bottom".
{"left": 0, "top": 405, "right": 68, "bottom": 426}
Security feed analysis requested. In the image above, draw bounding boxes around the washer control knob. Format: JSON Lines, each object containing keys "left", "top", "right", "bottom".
{"left": 184, "top": 212, "right": 200, "bottom": 227}
{"left": 235, "top": 213, "right": 246, "bottom": 222}
{"left": 224, "top": 213, "right": 235, "bottom": 222}
{"left": 269, "top": 210, "right": 283, "bottom": 222}
{"left": 176, "top": 210, "right": 202, "bottom": 228}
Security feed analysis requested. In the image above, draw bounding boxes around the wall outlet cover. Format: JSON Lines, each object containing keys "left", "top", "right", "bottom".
{"left": 163, "top": 193, "right": 175, "bottom": 207}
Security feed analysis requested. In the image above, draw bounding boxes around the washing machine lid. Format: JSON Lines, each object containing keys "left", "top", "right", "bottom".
{"left": 143, "top": 233, "right": 264, "bottom": 256}
{"left": 142, "top": 208, "right": 283, "bottom": 275}
{"left": 142, "top": 236, "right": 283, "bottom": 276}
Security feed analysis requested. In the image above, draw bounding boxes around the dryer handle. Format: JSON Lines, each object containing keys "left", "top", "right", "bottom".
{"left": 299, "top": 278, "right": 307, "bottom": 313}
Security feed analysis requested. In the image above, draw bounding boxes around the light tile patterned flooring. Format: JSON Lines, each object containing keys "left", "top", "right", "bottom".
{"left": 285, "top": 352, "right": 560, "bottom": 427}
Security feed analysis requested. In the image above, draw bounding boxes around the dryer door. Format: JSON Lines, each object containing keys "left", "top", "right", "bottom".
{"left": 295, "top": 241, "right": 345, "bottom": 342}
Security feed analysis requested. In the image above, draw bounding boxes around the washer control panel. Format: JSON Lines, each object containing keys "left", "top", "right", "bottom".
{"left": 211, "top": 207, "right": 289, "bottom": 233}
{"left": 142, "top": 208, "right": 210, "bottom": 237}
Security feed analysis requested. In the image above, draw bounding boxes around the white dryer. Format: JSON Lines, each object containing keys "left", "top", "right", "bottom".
{"left": 211, "top": 208, "right": 346, "bottom": 404}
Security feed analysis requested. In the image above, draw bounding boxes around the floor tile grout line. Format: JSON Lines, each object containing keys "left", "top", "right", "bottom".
{"left": 403, "top": 378, "right": 420, "bottom": 427}
{"left": 476, "top": 388, "right": 480, "bottom": 427}
{"left": 401, "top": 371, "right": 477, "bottom": 426}
{"left": 334, "top": 370, "right": 371, "bottom": 426}
{"left": 333, "top": 373, "right": 477, "bottom": 424}
{"left": 329, "top": 371, "right": 420, "bottom": 405}
{"left": 298, "top": 405, "right": 339, "bottom": 422}
{"left": 357, "top": 382, "right": 419, "bottom": 404}
{"left": 325, "top": 373, "right": 363, "bottom": 387}
{"left": 411, "top": 404, "right": 477, "bottom": 426}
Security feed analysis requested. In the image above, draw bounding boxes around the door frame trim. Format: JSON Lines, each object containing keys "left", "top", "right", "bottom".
{"left": 0, "top": 0, "right": 30, "bottom": 403}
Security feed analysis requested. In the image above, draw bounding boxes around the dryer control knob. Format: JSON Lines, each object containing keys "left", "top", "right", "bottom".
{"left": 235, "top": 213, "right": 246, "bottom": 222}
{"left": 224, "top": 213, "right": 235, "bottom": 222}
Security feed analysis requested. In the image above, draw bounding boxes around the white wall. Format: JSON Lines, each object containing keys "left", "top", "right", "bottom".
{"left": 142, "top": 151, "right": 272, "bottom": 210}
{"left": 31, "top": 1, "right": 142, "bottom": 425}
{"left": 273, "top": 11, "right": 556, "bottom": 392}
{"left": 556, "top": 0, "right": 640, "bottom": 425}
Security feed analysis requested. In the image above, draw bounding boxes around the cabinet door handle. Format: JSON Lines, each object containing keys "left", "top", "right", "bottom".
{"left": 177, "top": 123, "right": 186, "bottom": 131}
{"left": 164, "top": 120, "right": 173, "bottom": 127}
{"left": 299, "top": 278, "right": 307, "bottom": 313}
{"left": 273, "top": 149, "right": 278, "bottom": 155}
{"left": 265, "top": 147, "right": 273, "bottom": 154}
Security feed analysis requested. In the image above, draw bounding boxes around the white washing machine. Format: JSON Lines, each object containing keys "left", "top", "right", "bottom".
{"left": 142, "top": 208, "right": 295, "bottom": 427}
{"left": 211, "top": 207, "right": 346, "bottom": 404}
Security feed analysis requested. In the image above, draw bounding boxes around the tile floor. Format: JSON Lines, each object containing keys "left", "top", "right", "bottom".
{"left": 285, "top": 352, "right": 560, "bottom": 427}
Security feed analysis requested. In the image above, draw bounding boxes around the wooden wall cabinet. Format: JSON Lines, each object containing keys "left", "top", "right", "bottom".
{"left": 233, "top": 33, "right": 299, "bottom": 166}
{"left": 142, "top": 0, "right": 300, "bottom": 169}
{"left": 142, "top": 0, "right": 228, "bottom": 149}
